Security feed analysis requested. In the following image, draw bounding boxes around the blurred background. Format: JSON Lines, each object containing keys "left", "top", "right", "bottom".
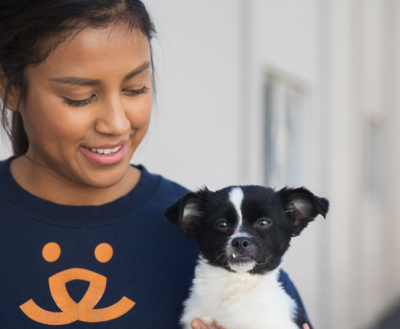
{"left": 1, "top": 0, "right": 399, "bottom": 328}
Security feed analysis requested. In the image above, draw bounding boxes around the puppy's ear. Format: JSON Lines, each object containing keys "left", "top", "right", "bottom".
{"left": 278, "top": 187, "right": 329, "bottom": 236}
{"left": 164, "top": 187, "right": 210, "bottom": 239}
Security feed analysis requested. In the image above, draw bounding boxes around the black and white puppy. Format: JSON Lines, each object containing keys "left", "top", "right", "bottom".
{"left": 165, "top": 185, "right": 329, "bottom": 329}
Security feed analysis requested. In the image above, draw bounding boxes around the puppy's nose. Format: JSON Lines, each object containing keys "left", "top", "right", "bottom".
{"left": 232, "top": 237, "right": 251, "bottom": 253}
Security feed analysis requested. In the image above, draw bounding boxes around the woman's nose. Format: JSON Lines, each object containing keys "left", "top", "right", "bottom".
{"left": 94, "top": 96, "right": 130, "bottom": 136}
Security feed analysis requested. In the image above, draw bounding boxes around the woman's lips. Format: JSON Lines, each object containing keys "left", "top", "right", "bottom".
{"left": 80, "top": 142, "right": 128, "bottom": 165}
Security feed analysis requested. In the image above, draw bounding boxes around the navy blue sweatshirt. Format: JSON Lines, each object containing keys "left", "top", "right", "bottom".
{"left": 0, "top": 158, "right": 311, "bottom": 328}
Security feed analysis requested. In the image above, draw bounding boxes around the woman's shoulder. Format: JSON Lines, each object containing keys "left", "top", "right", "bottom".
{"left": 134, "top": 164, "right": 190, "bottom": 205}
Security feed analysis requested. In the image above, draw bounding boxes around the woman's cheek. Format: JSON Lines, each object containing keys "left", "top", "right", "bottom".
{"left": 23, "top": 97, "right": 90, "bottom": 154}
{"left": 125, "top": 95, "right": 152, "bottom": 132}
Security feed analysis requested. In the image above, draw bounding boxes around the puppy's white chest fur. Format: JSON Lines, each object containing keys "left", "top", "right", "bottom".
{"left": 181, "top": 257, "right": 299, "bottom": 329}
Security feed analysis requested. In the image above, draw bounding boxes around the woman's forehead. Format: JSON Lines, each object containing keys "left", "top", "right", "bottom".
{"left": 29, "top": 23, "right": 150, "bottom": 82}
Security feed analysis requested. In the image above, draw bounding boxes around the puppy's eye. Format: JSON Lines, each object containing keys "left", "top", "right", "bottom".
{"left": 214, "top": 220, "right": 228, "bottom": 229}
{"left": 257, "top": 219, "right": 272, "bottom": 227}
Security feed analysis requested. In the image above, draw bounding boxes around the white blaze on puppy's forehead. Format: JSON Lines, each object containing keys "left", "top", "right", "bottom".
{"left": 228, "top": 187, "right": 244, "bottom": 229}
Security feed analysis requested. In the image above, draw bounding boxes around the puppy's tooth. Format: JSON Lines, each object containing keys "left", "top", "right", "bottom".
{"left": 232, "top": 254, "right": 236, "bottom": 259}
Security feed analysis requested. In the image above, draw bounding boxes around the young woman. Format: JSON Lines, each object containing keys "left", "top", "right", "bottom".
{"left": 0, "top": 1, "right": 311, "bottom": 328}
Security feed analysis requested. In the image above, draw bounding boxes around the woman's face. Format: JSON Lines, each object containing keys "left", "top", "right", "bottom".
{"left": 18, "top": 23, "right": 152, "bottom": 189}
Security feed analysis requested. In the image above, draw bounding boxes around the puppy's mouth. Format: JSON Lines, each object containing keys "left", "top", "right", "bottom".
{"left": 230, "top": 253, "right": 254, "bottom": 263}
{"left": 228, "top": 253, "right": 256, "bottom": 273}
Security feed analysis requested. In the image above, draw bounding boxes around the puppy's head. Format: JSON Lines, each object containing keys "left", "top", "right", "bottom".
{"left": 164, "top": 186, "right": 329, "bottom": 274}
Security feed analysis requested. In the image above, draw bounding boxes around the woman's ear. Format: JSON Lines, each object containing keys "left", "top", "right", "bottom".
{"left": 0, "top": 71, "right": 20, "bottom": 111}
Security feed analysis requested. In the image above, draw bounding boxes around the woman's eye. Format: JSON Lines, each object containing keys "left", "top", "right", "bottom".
{"left": 124, "top": 86, "right": 150, "bottom": 96}
{"left": 214, "top": 220, "right": 228, "bottom": 229}
{"left": 63, "top": 95, "right": 95, "bottom": 107}
{"left": 62, "top": 86, "right": 149, "bottom": 107}
{"left": 257, "top": 219, "right": 272, "bottom": 227}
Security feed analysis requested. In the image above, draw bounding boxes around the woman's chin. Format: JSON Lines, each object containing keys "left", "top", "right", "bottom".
{"left": 79, "top": 167, "right": 130, "bottom": 190}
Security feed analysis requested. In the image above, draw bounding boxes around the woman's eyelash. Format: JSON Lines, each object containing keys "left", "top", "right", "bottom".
{"left": 63, "top": 86, "right": 150, "bottom": 107}
{"left": 63, "top": 95, "right": 95, "bottom": 107}
{"left": 125, "top": 86, "right": 150, "bottom": 96}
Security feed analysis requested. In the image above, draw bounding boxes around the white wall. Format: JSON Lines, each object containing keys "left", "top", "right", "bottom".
{"left": 135, "top": 0, "right": 243, "bottom": 190}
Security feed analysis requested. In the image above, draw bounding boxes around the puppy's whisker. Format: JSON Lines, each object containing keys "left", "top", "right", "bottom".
{"left": 214, "top": 248, "right": 232, "bottom": 267}
{"left": 214, "top": 252, "right": 226, "bottom": 263}
{"left": 222, "top": 252, "right": 230, "bottom": 265}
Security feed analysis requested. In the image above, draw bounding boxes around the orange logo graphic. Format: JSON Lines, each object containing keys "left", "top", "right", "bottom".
{"left": 20, "top": 242, "right": 135, "bottom": 325}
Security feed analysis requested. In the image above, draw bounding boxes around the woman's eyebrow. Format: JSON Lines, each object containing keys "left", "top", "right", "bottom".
{"left": 123, "top": 61, "right": 150, "bottom": 81}
{"left": 49, "top": 61, "right": 151, "bottom": 86}
{"left": 50, "top": 76, "right": 101, "bottom": 86}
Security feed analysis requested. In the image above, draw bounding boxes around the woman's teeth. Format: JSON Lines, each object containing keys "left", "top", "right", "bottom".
{"left": 86, "top": 146, "right": 122, "bottom": 155}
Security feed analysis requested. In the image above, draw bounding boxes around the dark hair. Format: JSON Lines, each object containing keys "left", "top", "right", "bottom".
{"left": 0, "top": 0, "right": 156, "bottom": 156}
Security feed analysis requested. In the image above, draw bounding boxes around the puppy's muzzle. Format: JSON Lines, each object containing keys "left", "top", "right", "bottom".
{"left": 230, "top": 236, "right": 257, "bottom": 261}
